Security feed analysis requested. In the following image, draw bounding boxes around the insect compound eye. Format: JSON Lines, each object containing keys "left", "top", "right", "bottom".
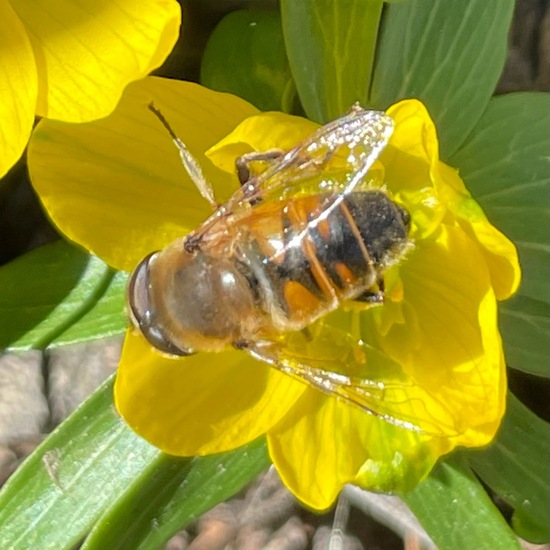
{"left": 128, "top": 252, "right": 155, "bottom": 328}
{"left": 128, "top": 252, "right": 196, "bottom": 357}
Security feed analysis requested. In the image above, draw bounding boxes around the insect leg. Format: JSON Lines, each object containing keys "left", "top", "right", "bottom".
{"left": 232, "top": 339, "right": 251, "bottom": 351}
{"left": 353, "top": 278, "right": 385, "bottom": 304}
{"left": 236, "top": 149, "right": 285, "bottom": 186}
{"left": 183, "top": 233, "right": 203, "bottom": 253}
{"left": 148, "top": 103, "right": 218, "bottom": 210}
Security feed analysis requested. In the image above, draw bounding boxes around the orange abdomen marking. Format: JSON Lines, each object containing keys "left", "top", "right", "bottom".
{"left": 239, "top": 192, "right": 404, "bottom": 329}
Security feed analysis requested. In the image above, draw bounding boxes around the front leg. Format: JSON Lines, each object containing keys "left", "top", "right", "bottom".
{"left": 353, "top": 278, "right": 385, "bottom": 305}
{"left": 236, "top": 149, "right": 285, "bottom": 186}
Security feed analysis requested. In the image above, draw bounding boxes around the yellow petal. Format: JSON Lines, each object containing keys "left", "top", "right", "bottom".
{"left": 115, "top": 329, "right": 306, "bottom": 455}
{"left": 436, "top": 162, "right": 521, "bottom": 300}
{"left": 366, "top": 225, "right": 506, "bottom": 447}
{"left": 382, "top": 100, "right": 447, "bottom": 239}
{"left": 28, "top": 77, "right": 259, "bottom": 271}
{"left": 384, "top": 99, "right": 440, "bottom": 190}
{"left": 11, "top": 0, "right": 181, "bottom": 121}
{"left": 268, "top": 388, "right": 448, "bottom": 511}
{"left": 0, "top": 2, "right": 37, "bottom": 177}
{"left": 384, "top": 100, "right": 520, "bottom": 299}
{"left": 206, "top": 111, "right": 318, "bottom": 175}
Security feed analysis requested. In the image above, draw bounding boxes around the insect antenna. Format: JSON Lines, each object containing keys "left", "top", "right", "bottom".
{"left": 148, "top": 102, "right": 218, "bottom": 210}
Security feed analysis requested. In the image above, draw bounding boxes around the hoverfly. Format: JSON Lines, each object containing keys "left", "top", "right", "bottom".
{"left": 128, "top": 104, "right": 431, "bottom": 433}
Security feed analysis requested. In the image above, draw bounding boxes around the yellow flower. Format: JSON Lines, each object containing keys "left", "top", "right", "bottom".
{"left": 27, "top": 77, "right": 520, "bottom": 510}
{"left": 0, "top": 0, "right": 180, "bottom": 177}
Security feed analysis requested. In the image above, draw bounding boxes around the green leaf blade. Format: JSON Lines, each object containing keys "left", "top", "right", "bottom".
{"left": 0, "top": 377, "right": 160, "bottom": 549}
{"left": 201, "top": 10, "right": 295, "bottom": 112}
{"left": 0, "top": 240, "right": 127, "bottom": 351}
{"left": 499, "top": 296, "right": 550, "bottom": 376}
{"left": 281, "top": 0, "right": 384, "bottom": 122}
{"left": 467, "top": 393, "right": 550, "bottom": 543}
{"left": 403, "top": 456, "right": 521, "bottom": 550}
{"left": 370, "top": 0, "right": 514, "bottom": 158}
{"left": 0, "top": 375, "right": 271, "bottom": 550}
{"left": 82, "top": 440, "right": 270, "bottom": 550}
{"left": 449, "top": 92, "right": 550, "bottom": 376}
{"left": 450, "top": 93, "right": 550, "bottom": 300}
{"left": 50, "top": 269, "right": 128, "bottom": 348}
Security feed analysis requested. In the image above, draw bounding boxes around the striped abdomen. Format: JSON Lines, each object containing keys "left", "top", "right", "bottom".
{"left": 238, "top": 190, "right": 411, "bottom": 332}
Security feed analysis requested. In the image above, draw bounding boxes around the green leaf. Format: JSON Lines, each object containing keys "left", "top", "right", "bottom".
{"left": 0, "top": 376, "right": 270, "bottom": 550}
{"left": 450, "top": 93, "right": 550, "bottom": 303}
{"left": 370, "top": 0, "right": 514, "bottom": 159}
{"left": 0, "top": 240, "right": 126, "bottom": 351}
{"left": 281, "top": 0, "right": 384, "bottom": 122}
{"left": 201, "top": 10, "right": 296, "bottom": 112}
{"left": 499, "top": 296, "right": 550, "bottom": 376}
{"left": 0, "top": 377, "right": 159, "bottom": 549}
{"left": 449, "top": 93, "right": 550, "bottom": 376}
{"left": 82, "top": 440, "right": 269, "bottom": 549}
{"left": 49, "top": 268, "right": 127, "bottom": 347}
{"left": 403, "top": 455, "right": 521, "bottom": 550}
{"left": 512, "top": 508, "right": 549, "bottom": 546}
{"left": 466, "top": 393, "right": 550, "bottom": 543}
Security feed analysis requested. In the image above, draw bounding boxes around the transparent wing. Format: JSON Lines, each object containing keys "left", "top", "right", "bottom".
{"left": 244, "top": 320, "right": 464, "bottom": 437}
{"left": 189, "top": 107, "right": 394, "bottom": 243}
{"left": 233, "top": 107, "right": 394, "bottom": 204}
